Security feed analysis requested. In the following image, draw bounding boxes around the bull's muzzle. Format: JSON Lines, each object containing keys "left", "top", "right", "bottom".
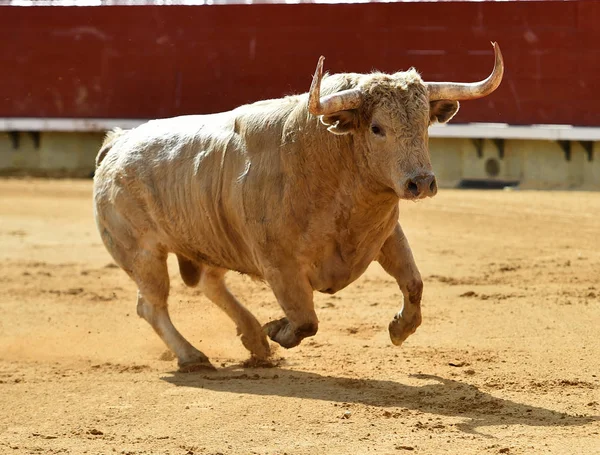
{"left": 404, "top": 173, "right": 438, "bottom": 199}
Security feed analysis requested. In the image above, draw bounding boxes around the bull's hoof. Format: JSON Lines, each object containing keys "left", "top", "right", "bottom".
{"left": 388, "top": 315, "right": 420, "bottom": 347}
{"left": 263, "top": 318, "right": 289, "bottom": 344}
{"left": 263, "top": 318, "right": 318, "bottom": 349}
{"left": 263, "top": 318, "right": 302, "bottom": 349}
{"left": 178, "top": 357, "right": 216, "bottom": 373}
{"left": 240, "top": 328, "right": 271, "bottom": 361}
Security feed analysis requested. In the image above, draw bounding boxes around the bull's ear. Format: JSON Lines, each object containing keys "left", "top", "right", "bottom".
{"left": 320, "top": 110, "right": 357, "bottom": 135}
{"left": 430, "top": 100, "right": 460, "bottom": 124}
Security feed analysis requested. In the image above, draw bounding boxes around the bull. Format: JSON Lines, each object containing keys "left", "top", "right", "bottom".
{"left": 93, "top": 43, "right": 504, "bottom": 371}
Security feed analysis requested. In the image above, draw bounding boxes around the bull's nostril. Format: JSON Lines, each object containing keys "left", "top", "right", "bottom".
{"left": 407, "top": 181, "right": 419, "bottom": 195}
{"left": 429, "top": 178, "right": 437, "bottom": 193}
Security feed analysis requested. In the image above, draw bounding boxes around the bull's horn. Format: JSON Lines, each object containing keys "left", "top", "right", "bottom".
{"left": 308, "top": 56, "right": 362, "bottom": 116}
{"left": 427, "top": 42, "right": 504, "bottom": 101}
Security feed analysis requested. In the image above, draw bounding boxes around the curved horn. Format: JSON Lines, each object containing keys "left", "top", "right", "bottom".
{"left": 427, "top": 42, "right": 504, "bottom": 101}
{"left": 308, "top": 56, "right": 362, "bottom": 116}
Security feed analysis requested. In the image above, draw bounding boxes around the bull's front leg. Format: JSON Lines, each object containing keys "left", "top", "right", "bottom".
{"left": 378, "top": 223, "right": 423, "bottom": 346}
{"left": 263, "top": 270, "right": 318, "bottom": 349}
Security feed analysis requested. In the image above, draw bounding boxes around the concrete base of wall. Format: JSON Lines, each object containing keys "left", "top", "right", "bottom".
{"left": 1, "top": 131, "right": 599, "bottom": 189}
{"left": 0, "top": 131, "right": 104, "bottom": 178}
{"left": 430, "top": 138, "right": 600, "bottom": 190}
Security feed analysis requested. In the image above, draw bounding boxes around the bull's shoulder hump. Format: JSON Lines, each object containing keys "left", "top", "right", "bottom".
{"left": 124, "top": 114, "right": 237, "bottom": 149}
{"left": 141, "top": 113, "right": 234, "bottom": 133}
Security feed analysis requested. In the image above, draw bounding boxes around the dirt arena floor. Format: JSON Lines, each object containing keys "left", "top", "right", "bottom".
{"left": 1, "top": 178, "right": 599, "bottom": 455}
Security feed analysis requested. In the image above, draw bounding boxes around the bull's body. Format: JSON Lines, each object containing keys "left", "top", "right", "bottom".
{"left": 94, "top": 48, "right": 503, "bottom": 371}
{"left": 96, "top": 86, "right": 396, "bottom": 293}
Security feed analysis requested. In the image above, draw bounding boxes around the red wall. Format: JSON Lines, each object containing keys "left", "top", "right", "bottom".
{"left": 0, "top": 2, "right": 597, "bottom": 125}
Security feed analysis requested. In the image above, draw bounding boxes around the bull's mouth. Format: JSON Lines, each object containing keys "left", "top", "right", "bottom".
{"left": 400, "top": 192, "right": 432, "bottom": 202}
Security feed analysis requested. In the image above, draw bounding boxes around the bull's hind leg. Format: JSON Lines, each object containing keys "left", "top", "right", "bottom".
{"left": 199, "top": 266, "right": 270, "bottom": 361}
{"left": 133, "top": 249, "right": 215, "bottom": 372}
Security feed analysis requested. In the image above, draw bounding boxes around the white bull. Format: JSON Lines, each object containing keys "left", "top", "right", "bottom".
{"left": 93, "top": 44, "right": 503, "bottom": 371}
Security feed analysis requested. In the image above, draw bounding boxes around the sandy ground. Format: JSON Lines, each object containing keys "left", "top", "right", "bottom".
{"left": 0, "top": 178, "right": 599, "bottom": 455}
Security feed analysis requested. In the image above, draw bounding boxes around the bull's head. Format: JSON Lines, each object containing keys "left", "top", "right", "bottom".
{"left": 308, "top": 43, "right": 504, "bottom": 200}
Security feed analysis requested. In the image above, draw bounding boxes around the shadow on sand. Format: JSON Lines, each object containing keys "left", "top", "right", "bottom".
{"left": 161, "top": 367, "right": 598, "bottom": 434}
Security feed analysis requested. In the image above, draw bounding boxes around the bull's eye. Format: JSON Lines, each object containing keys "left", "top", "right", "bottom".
{"left": 371, "top": 124, "right": 385, "bottom": 136}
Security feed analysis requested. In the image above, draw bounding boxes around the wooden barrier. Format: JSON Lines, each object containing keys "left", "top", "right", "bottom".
{"left": 0, "top": 1, "right": 599, "bottom": 126}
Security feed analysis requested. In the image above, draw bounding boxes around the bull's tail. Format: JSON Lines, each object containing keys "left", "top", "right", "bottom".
{"left": 96, "top": 128, "right": 127, "bottom": 168}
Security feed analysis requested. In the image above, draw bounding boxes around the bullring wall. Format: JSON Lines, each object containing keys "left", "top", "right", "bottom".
{"left": 1, "top": 1, "right": 599, "bottom": 188}
{"left": 0, "top": 1, "right": 599, "bottom": 126}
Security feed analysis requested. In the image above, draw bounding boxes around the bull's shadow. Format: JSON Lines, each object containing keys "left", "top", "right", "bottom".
{"left": 161, "top": 368, "right": 598, "bottom": 434}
